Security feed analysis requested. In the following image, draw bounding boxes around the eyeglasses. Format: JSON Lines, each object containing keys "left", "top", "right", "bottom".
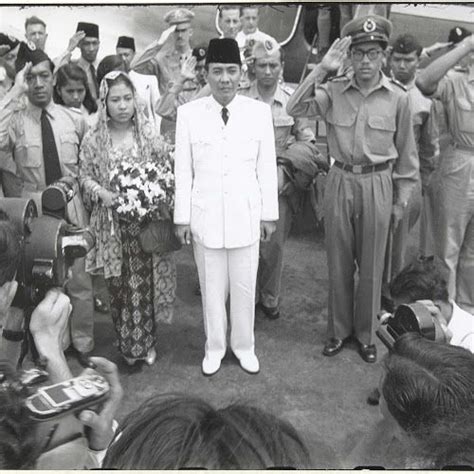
{"left": 351, "top": 49, "right": 383, "bottom": 61}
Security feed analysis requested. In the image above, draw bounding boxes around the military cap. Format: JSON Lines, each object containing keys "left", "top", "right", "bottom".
{"left": 192, "top": 46, "right": 207, "bottom": 61}
{"left": 164, "top": 8, "right": 194, "bottom": 26}
{"left": 15, "top": 40, "right": 51, "bottom": 73}
{"left": 206, "top": 38, "right": 241, "bottom": 65}
{"left": 251, "top": 37, "right": 280, "bottom": 60}
{"left": 341, "top": 15, "right": 392, "bottom": 47}
{"left": 116, "top": 36, "right": 135, "bottom": 51}
{"left": 0, "top": 33, "right": 20, "bottom": 54}
{"left": 76, "top": 22, "right": 99, "bottom": 39}
{"left": 391, "top": 34, "right": 422, "bottom": 56}
{"left": 448, "top": 26, "right": 471, "bottom": 44}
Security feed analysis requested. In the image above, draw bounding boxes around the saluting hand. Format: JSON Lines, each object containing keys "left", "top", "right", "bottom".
{"left": 320, "top": 36, "right": 352, "bottom": 73}
{"left": 14, "top": 61, "right": 32, "bottom": 94}
{"left": 158, "top": 25, "right": 176, "bottom": 47}
{"left": 68, "top": 30, "right": 86, "bottom": 53}
{"left": 180, "top": 56, "right": 197, "bottom": 81}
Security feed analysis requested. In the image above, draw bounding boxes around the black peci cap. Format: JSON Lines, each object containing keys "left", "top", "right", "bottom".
{"left": 116, "top": 36, "right": 135, "bottom": 51}
{"left": 206, "top": 38, "right": 241, "bottom": 66}
{"left": 76, "top": 22, "right": 99, "bottom": 39}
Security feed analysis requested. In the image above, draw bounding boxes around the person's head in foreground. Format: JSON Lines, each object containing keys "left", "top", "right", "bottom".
{"left": 103, "top": 393, "right": 312, "bottom": 469}
{"left": 389, "top": 34, "right": 423, "bottom": 85}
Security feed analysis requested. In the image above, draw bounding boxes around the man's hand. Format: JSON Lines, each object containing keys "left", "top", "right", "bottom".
{"left": 158, "top": 25, "right": 176, "bottom": 47}
{"left": 29, "top": 289, "right": 72, "bottom": 354}
{"left": 79, "top": 357, "right": 123, "bottom": 451}
{"left": 390, "top": 202, "right": 406, "bottom": 232}
{"left": 260, "top": 221, "right": 277, "bottom": 242}
{"left": 175, "top": 224, "right": 191, "bottom": 245}
{"left": 422, "top": 41, "right": 452, "bottom": 57}
{"left": 14, "top": 61, "right": 32, "bottom": 94}
{"left": 460, "top": 33, "right": 474, "bottom": 52}
{"left": 67, "top": 31, "right": 86, "bottom": 53}
{"left": 320, "top": 36, "right": 352, "bottom": 73}
{"left": 180, "top": 56, "right": 197, "bottom": 82}
{"left": 0, "top": 45, "right": 10, "bottom": 56}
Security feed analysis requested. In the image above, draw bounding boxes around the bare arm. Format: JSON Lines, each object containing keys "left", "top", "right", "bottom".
{"left": 416, "top": 35, "right": 474, "bottom": 95}
{"left": 130, "top": 26, "right": 176, "bottom": 70}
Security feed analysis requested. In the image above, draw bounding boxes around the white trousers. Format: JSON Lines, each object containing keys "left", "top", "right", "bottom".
{"left": 193, "top": 240, "right": 259, "bottom": 361}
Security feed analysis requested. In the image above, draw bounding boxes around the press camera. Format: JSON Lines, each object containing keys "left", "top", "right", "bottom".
{"left": 0, "top": 178, "right": 94, "bottom": 309}
{"left": 376, "top": 301, "right": 447, "bottom": 349}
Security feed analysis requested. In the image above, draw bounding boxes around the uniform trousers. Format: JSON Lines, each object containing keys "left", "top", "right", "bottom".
{"left": 434, "top": 145, "right": 474, "bottom": 313}
{"left": 193, "top": 240, "right": 259, "bottom": 361}
{"left": 420, "top": 177, "right": 437, "bottom": 256}
{"left": 325, "top": 165, "right": 392, "bottom": 345}
{"left": 258, "top": 194, "right": 293, "bottom": 309}
{"left": 66, "top": 257, "right": 95, "bottom": 353}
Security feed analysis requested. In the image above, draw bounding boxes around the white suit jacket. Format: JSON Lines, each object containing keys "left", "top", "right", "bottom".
{"left": 129, "top": 70, "right": 161, "bottom": 131}
{"left": 174, "top": 94, "right": 278, "bottom": 249}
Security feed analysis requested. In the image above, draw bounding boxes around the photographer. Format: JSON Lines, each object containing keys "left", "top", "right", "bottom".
{"left": 0, "top": 42, "right": 95, "bottom": 365}
{"left": 390, "top": 256, "right": 474, "bottom": 353}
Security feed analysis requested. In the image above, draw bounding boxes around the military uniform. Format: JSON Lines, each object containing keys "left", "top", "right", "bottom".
{"left": 0, "top": 65, "right": 94, "bottom": 353}
{"left": 241, "top": 80, "right": 316, "bottom": 312}
{"left": 429, "top": 69, "right": 474, "bottom": 313}
{"left": 287, "top": 16, "right": 419, "bottom": 350}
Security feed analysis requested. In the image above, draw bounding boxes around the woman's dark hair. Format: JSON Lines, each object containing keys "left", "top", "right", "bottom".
{"left": 96, "top": 54, "right": 127, "bottom": 86}
{"left": 0, "top": 211, "right": 21, "bottom": 287}
{"left": 103, "top": 393, "right": 312, "bottom": 469}
{"left": 390, "top": 255, "right": 450, "bottom": 303}
{"left": 382, "top": 333, "right": 474, "bottom": 433}
{"left": 0, "top": 362, "right": 39, "bottom": 468}
{"left": 53, "top": 63, "right": 97, "bottom": 114}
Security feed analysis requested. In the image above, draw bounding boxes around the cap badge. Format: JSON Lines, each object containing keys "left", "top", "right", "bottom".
{"left": 455, "top": 27, "right": 462, "bottom": 35}
{"left": 26, "top": 40, "right": 36, "bottom": 51}
{"left": 363, "top": 19, "right": 377, "bottom": 33}
{"left": 199, "top": 48, "right": 205, "bottom": 57}
{"left": 264, "top": 39, "right": 273, "bottom": 51}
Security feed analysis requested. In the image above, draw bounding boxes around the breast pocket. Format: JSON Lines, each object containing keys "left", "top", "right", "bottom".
{"left": 366, "top": 115, "right": 396, "bottom": 155}
{"left": 60, "top": 133, "right": 79, "bottom": 169}
{"left": 235, "top": 136, "right": 259, "bottom": 162}
{"left": 456, "top": 98, "right": 474, "bottom": 134}
{"left": 15, "top": 138, "right": 43, "bottom": 191}
{"left": 191, "top": 136, "right": 212, "bottom": 165}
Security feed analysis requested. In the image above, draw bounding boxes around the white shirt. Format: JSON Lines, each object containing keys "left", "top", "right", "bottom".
{"left": 174, "top": 94, "right": 278, "bottom": 249}
{"left": 448, "top": 301, "right": 474, "bottom": 353}
{"left": 236, "top": 28, "right": 276, "bottom": 49}
{"left": 128, "top": 70, "right": 161, "bottom": 131}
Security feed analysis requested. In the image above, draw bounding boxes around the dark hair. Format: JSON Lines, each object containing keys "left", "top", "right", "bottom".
{"left": 0, "top": 57, "right": 16, "bottom": 81}
{"left": 53, "top": 63, "right": 97, "bottom": 114}
{"left": 382, "top": 333, "right": 474, "bottom": 433}
{"left": 103, "top": 393, "right": 312, "bottom": 469}
{"left": 218, "top": 4, "right": 241, "bottom": 18}
{"left": 0, "top": 362, "right": 39, "bottom": 468}
{"left": 24, "top": 16, "right": 46, "bottom": 30}
{"left": 0, "top": 211, "right": 21, "bottom": 287}
{"left": 240, "top": 5, "right": 259, "bottom": 16}
{"left": 390, "top": 255, "right": 450, "bottom": 303}
{"left": 96, "top": 55, "right": 126, "bottom": 87}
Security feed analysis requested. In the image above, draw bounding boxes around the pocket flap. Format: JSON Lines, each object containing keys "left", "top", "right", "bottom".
{"left": 368, "top": 115, "right": 396, "bottom": 132}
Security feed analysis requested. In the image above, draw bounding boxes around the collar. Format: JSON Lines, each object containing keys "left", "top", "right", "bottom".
{"left": 390, "top": 71, "right": 416, "bottom": 90}
{"left": 247, "top": 80, "right": 285, "bottom": 105}
{"left": 77, "top": 55, "right": 98, "bottom": 69}
{"left": 209, "top": 93, "right": 240, "bottom": 113}
{"left": 343, "top": 71, "right": 392, "bottom": 93}
{"left": 26, "top": 99, "right": 56, "bottom": 122}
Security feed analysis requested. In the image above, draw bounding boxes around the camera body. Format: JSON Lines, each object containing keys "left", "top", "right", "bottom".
{"left": 376, "top": 301, "right": 447, "bottom": 349}
{"left": 0, "top": 178, "right": 94, "bottom": 309}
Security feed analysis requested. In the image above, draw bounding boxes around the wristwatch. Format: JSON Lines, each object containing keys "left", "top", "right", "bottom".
{"left": 2, "top": 328, "right": 24, "bottom": 341}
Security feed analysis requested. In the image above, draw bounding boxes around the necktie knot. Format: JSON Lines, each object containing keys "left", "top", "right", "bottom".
{"left": 221, "top": 107, "right": 229, "bottom": 125}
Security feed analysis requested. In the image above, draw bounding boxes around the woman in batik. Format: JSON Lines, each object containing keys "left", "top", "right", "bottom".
{"left": 79, "top": 71, "right": 176, "bottom": 366}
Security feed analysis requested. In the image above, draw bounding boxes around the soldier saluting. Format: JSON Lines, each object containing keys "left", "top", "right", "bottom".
{"left": 287, "top": 16, "right": 419, "bottom": 363}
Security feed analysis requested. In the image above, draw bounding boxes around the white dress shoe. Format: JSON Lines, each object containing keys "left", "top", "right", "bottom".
{"left": 238, "top": 353, "right": 260, "bottom": 374}
{"left": 202, "top": 356, "right": 221, "bottom": 376}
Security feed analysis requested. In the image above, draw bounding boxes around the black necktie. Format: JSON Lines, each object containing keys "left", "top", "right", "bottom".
{"left": 41, "top": 110, "right": 62, "bottom": 185}
{"left": 221, "top": 107, "right": 229, "bottom": 125}
{"left": 90, "top": 63, "right": 99, "bottom": 98}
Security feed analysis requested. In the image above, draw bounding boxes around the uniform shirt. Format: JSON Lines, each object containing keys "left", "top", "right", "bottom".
{"left": 74, "top": 56, "right": 99, "bottom": 101}
{"left": 134, "top": 46, "right": 192, "bottom": 96}
{"left": 0, "top": 100, "right": 86, "bottom": 195}
{"left": 404, "top": 77, "right": 439, "bottom": 186}
{"left": 449, "top": 300, "right": 474, "bottom": 353}
{"left": 430, "top": 69, "right": 474, "bottom": 149}
{"left": 288, "top": 72, "right": 419, "bottom": 204}
{"left": 128, "top": 70, "right": 161, "bottom": 130}
{"left": 240, "top": 81, "right": 314, "bottom": 155}
{"left": 174, "top": 94, "right": 278, "bottom": 249}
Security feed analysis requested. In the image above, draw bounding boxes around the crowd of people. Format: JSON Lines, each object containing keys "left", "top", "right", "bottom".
{"left": 0, "top": 3, "right": 473, "bottom": 469}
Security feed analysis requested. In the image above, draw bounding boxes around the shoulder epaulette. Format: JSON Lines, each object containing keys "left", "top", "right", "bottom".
{"left": 389, "top": 77, "right": 407, "bottom": 92}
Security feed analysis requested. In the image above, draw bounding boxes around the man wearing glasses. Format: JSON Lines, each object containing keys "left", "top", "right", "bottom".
{"left": 287, "top": 16, "right": 418, "bottom": 363}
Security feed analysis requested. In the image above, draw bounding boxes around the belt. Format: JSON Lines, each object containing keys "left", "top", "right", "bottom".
{"left": 453, "top": 142, "right": 474, "bottom": 153}
{"left": 333, "top": 161, "right": 390, "bottom": 174}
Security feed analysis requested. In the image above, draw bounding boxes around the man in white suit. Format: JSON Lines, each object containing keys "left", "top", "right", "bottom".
{"left": 116, "top": 36, "right": 161, "bottom": 131}
{"left": 174, "top": 38, "right": 278, "bottom": 376}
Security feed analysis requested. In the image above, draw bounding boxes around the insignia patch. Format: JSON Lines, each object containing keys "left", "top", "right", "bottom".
{"left": 456, "top": 27, "right": 462, "bottom": 36}
{"left": 264, "top": 39, "right": 273, "bottom": 51}
{"left": 199, "top": 48, "right": 205, "bottom": 57}
{"left": 26, "top": 40, "right": 36, "bottom": 51}
{"left": 363, "top": 18, "right": 376, "bottom": 33}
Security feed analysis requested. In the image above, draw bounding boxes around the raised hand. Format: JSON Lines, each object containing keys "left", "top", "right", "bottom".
{"left": 68, "top": 30, "right": 86, "bottom": 53}
{"left": 14, "top": 61, "right": 32, "bottom": 93}
{"left": 180, "top": 55, "right": 197, "bottom": 81}
{"left": 158, "top": 25, "right": 176, "bottom": 47}
{"left": 320, "top": 36, "right": 352, "bottom": 73}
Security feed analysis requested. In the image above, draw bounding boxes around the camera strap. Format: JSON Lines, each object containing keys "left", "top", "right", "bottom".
{"left": 18, "top": 307, "right": 40, "bottom": 368}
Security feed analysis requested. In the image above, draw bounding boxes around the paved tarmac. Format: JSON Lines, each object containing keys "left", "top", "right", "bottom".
{"left": 67, "top": 228, "right": 408, "bottom": 468}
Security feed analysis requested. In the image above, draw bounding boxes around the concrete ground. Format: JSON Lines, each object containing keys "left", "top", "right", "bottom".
{"left": 67, "top": 227, "right": 411, "bottom": 469}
